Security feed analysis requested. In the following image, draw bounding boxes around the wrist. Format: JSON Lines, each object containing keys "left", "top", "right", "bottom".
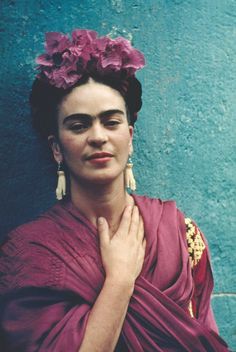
{"left": 104, "top": 275, "right": 135, "bottom": 297}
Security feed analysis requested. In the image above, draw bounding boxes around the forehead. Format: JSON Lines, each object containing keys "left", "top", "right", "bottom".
{"left": 58, "top": 80, "right": 126, "bottom": 119}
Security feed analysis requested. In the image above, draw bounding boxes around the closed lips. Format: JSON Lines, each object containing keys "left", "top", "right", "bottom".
{"left": 87, "top": 153, "right": 113, "bottom": 160}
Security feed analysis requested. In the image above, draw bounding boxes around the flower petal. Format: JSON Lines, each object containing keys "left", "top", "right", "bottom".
{"left": 45, "top": 32, "right": 71, "bottom": 54}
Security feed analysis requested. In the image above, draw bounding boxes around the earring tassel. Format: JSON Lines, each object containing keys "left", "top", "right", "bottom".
{"left": 125, "top": 158, "right": 136, "bottom": 191}
{"left": 56, "top": 170, "right": 66, "bottom": 200}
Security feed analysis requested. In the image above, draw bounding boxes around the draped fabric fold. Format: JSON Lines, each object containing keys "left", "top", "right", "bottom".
{"left": 0, "top": 195, "right": 229, "bottom": 351}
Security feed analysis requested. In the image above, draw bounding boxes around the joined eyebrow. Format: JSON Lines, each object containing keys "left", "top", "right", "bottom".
{"left": 63, "top": 109, "right": 125, "bottom": 124}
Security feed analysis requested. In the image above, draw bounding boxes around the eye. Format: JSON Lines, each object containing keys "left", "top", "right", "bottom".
{"left": 70, "top": 123, "right": 88, "bottom": 132}
{"left": 104, "top": 119, "right": 121, "bottom": 127}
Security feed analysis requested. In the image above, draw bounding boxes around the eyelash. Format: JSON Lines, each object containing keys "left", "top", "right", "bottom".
{"left": 70, "top": 124, "right": 88, "bottom": 132}
{"left": 105, "top": 120, "right": 120, "bottom": 126}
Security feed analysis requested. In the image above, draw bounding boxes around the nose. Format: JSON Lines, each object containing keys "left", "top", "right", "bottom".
{"left": 87, "top": 122, "right": 108, "bottom": 147}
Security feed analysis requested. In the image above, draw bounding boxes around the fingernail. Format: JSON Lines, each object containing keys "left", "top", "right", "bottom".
{"left": 98, "top": 217, "right": 104, "bottom": 225}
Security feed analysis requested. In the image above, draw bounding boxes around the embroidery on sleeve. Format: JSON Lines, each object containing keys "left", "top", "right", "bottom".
{"left": 188, "top": 300, "right": 194, "bottom": 318}
{"left": 185, "top": 218, "right": 206, "bottom": 269}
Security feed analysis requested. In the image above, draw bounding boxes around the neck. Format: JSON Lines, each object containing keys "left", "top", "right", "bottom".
{"left": 70, "top": 176, "right": 134, "bottom": 235}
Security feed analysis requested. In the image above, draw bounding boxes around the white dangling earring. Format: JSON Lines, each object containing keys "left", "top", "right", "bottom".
{"left": 56, "top": 162, "right": 66, "bottom": 200}
{"left": 125, "top": 156, "right": 136, "bottom": 191}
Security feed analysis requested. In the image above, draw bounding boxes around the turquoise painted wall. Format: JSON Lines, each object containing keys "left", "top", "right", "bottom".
{"left": 1, "top": 0, "right": 235, "bottom": 349}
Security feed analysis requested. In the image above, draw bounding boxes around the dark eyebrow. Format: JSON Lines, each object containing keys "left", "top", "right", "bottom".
{"left": 99, "top": 109, "right": 125, "bottom": 119}
{"left": 63, "top": 109, "right": 125, "bottom": 124}
{"left": 63, "top": 113, "right": 90, "bottom": 124}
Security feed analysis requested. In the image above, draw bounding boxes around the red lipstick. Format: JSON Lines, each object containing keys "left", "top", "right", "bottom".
{"left": 87, "top": 152, "right": 113, "bottom": 160}
{"left": 86, "top": 152, "right": 113, "bottom": 164}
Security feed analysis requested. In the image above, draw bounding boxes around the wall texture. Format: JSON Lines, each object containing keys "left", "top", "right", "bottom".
{"left": 0, "top": 0, "right": 235, "bottom": 349}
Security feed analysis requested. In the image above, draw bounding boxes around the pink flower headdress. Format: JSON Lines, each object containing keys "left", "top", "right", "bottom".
{"left": 36, "top": 29, "right": 145, "bottom": 89}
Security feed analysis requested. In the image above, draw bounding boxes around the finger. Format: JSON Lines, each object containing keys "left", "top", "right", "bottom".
{"left": 141, "top": 238, "right": 147, "bottom": 259}
{"left": 141, "top": 238, "right": 147, "bottom": 263}
{"left": 129, "top": 206, "right": 140, "bottom": 237}
{"left": 116, "top": 205, "right": 133, "bottom": 236}
{"left": 97, "top": 217, "right": 109, "bottom": 246}
{"left": 137, "top": 215, "right": 144, "bottom": 241}
{"left": 139, "top": 238, "right": 146, "bottom": 270}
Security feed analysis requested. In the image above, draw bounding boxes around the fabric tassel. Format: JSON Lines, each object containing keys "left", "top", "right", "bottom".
{"left": 125, "top": 156, "right": 136, "bottom": 191}
{"left": 56, "top": 163, "right": 66, "bottom": 200}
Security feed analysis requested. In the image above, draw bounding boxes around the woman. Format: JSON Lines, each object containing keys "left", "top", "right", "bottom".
{"left": 0, "top": 29, "right": 230, "bottom": 351}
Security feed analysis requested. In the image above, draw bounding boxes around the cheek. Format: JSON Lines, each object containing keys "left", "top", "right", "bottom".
{"left": 59, "top": 135, "right": 83, "bottom": 158}
{"left": 122, "top": 130, "right": 132, "bottom": 149}
{"left": 118, "top": 133, "right": 132, "bottom": 159}
{"left": 118, "top": 124, "right": 132, "bottom": 141}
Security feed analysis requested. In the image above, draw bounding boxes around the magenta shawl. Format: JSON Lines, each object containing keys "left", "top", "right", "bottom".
{"left": 0, "top": 195, "right": 229, "bottom": 351}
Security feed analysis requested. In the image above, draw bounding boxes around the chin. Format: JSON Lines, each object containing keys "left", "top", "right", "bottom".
{"left": 77, "top": 171, "right": 124, "bottom": 187}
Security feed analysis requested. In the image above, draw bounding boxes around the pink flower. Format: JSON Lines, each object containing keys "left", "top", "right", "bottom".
{"left": 45, "top": 50, "right": 83, "bottom": 89}
{"left": 61, "top": 50, "right": 78, "bottom": 71}
{"left": 43, "top": 64, "right": 82, "bottom": 89}
{"left": 36, "top": 54, "right": 54, "bottom": 67}
{"left": 122, "top": 48, "right": 145, "bottom": 75}
{"left": 70, "top": 45, "right": 91, "bottom": 67}
{"left": 94, "top": 36, "right": 111, "bottom": 54}
{"left": 96, "top": 37, "right": 145, "bottom": 76}
{"left": 72, "top": 29, "right": 98, "bottom": 49}
{"left": 35, "top": 29, "right": 145, "bottom": 89}
{"left": 96, "top": 37, "right": 123, "bottom": 73}
{"left": 114, "top": 38, "right": 145, "bottom": 74}
{"left": 45, "top": 32, "right": 71, "bottom": 55}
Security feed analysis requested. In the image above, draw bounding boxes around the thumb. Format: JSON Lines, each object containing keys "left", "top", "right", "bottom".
{"left": 97, "top": 217, "right": 109, "bottom": 246}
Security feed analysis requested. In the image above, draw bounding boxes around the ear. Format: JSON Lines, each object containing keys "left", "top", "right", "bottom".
{"left": 48, "top": 135, "right": 63, "bottom": 163}
{"left": 128, "top": 126, "right": 134, "bottom": 155}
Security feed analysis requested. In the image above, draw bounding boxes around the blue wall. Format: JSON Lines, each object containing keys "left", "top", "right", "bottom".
{"left": 1, "top": 1, "right": 235, "bottom": 349}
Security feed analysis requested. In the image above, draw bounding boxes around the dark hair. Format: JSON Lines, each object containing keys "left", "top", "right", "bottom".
{"left": 30, "top": 74, "right": 142, "bottom": 138}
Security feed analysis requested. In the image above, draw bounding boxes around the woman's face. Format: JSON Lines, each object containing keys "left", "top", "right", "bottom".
{"left": 50, "top": 79, "right": 133, "bottom": 188}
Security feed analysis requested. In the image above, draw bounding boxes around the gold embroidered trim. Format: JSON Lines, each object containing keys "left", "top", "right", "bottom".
{"left": 188, "top": 300, "right": 194, "bottom": 318}
{"left": 185, "top": 218, "right": 206, "bottom": 268}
